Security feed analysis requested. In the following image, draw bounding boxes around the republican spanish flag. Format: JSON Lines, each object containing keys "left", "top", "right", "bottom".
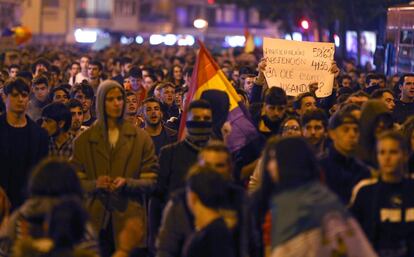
{"left": 178, "top": 41, "right": 259, "bottom": 153}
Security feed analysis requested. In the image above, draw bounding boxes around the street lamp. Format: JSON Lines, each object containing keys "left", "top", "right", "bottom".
{"left": 193, "top": 19, "right": 208, "bottom": 30}
{"left": 300, "top": 19, "right": 310, "bottom": 30}
{"left": 193, "top": 18, "right": 208, "bottom": 41}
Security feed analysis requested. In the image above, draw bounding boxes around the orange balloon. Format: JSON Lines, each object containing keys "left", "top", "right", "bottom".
{"left": 13, "top": 26, "right": 32, "bottom": 45}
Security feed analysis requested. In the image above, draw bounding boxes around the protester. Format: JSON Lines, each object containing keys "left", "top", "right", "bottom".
{"left": 31, "top": 58, "right": 50, "bottom": 78}
{"left": 401, "top": 116, "right": 414, "bottom": 175}
{"left": 261, "top": 136, "right": 377, "bottom": 257}
{"left": 183, "top": 165, "right": 235, "bottom": 257}
{"left": 294, "top": 92, "right": 318, "bottom": 117}
{"left": 300, "top": 108, "right": 329, "bottom": 156}
{"left": 40, "top": 102, "right": 75, "bottom": 159}
{"left": 358, "top": 100, "right": 394, "bottom": 169}
{"left": 125, "top": 90, "right": 143, "bottom": 128}
{"left": 8, "top": 65, "right": 19, "bottom": 79}
{"left": 200, "top": 90, "right": 230, "bottom": 140}
{"left": 158, "top": 99, "right": 212, "bottom": 199}
{"left": 48, "top": 85, "right": 70, "bottom": 104}
{"left": 371, "top": 88, "right": 396, "bottom": 112}
{"left": 0, "top": 158, "right": 99, "bottom": 256}
{"left": 350, "top": 131, "right": 414, "bottom": 256}
{"left": 159, "top": 82, "right": 179, "bottom": 123}
{"left": 71, "top": 80, "right": 158, "bottom": 257}
{"left": 27, "top": 76, "right": 50, "bottom": 122}
{"left": 393, "top": 74, "right": 414, "bottom": 124}
{"left": 279, "top": 116, "right": 302, "bottom": 137}
{"left": 124, "top": 67, "right": 146, "bottom": 108}
{"left": 71, "top": 82, "right": 96, "bottom": 126}
{"left": 68, "top": 62, "right": 81, "bottom": 86}
{"left": 74, "top": 55, "right": 89, "bottom": 84}
{"left": 143, "top": 97, "right": 177, "bottom": 156}
{"left": 0, "top": 78, "right": 48, "bottom": 209}
{"left": 157, "top": 141, "right": 230, "bottom": 257}
{"left": 66, "top": 99, "right": 88, "bottom": 137}
{"left": 319, "top": 110, "right": 371, "bottom": 203}
{"left": 251, "top": 87, "right": 287, "bottom": 139}
{"left": 88, "top": 60, "right": 103, "bottom": 91}
{"left": 169, "top": 65, "right": 184, "bottom": 88}
{"left": 2, "top": 41, "right": 414, "bottom": 257}
{"left": 12, "top": 200, "right": 97, "bottom": 257}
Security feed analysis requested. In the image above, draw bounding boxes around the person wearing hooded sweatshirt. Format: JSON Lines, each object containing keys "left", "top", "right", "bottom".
{"left": 154, "top": 99, "right": 212, "bottom": 257}
{"left": 259, "top": 136, "right": 377, "bottom": 257}
{"left": 200, "top": 89, "right": 265, "bottom": 183}
{"left": 199, "top": 90, "right": 230, "bottom": 140}
{"left": 357, "top": 100, "right": 394, "bottom": 169}
{"left": 71, "top": 80, "right": 158, "bottom": 257}
{"left": 157, "top": 99, "right": 213, "bottom": 200}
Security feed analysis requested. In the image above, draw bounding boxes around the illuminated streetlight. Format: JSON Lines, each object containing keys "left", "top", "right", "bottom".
{"left": 193, "top": 19, "right": 208, "bottom": 29}
{"left": 74, "top": 28, "right": 98, "bottom": 43}
{"left": 300, "top": 19, "right": 310, "bottom": 30}
{"left": 334, "top": 34, "right": 340, "bottom": 47}
{"left": 135, "top": 35, "right": 144, "bottom": 44}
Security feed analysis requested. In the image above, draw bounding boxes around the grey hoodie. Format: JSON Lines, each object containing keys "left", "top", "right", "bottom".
{"left": 95, "top": 80, "right": 126, "bottom": 129}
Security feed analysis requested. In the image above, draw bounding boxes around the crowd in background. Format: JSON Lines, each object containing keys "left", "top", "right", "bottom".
{"left": 0, "top": 43, "right": 413, "bottom": 257}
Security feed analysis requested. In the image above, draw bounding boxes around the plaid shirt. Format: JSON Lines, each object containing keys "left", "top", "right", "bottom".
{"left": 48, "top": 133, "right": 76, "bottom": 159}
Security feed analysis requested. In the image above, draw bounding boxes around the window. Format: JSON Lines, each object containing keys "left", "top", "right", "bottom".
{"left": 42, "top": 0, "right": 59, "bottom": 8}
{"left": 248, "top": 8, "right": 260, "bottom": 25}
{"left": 238, "top": 9, "right": 245, "bottom": 24}
{"left": 215, "top": 8, "right": 223, "bottom": 23}
{"left": 176, "top": 6, "right": 187, "bottom": 27}
{"left": 76, "top": 0, "right": 111, "bottom": 19}
{"left": 115, "top": 0, "right": 136, "bottom": 16}
{"left": 401, "top": 30, "right": 414, "bottom": 45}
{"left": 140, "top": 0, "right": 171, "bottom": 22}
{"left": 223, "top": 5, "right": 235, "bottom": 23}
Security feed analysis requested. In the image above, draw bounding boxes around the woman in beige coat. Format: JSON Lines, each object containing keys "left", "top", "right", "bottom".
{"left": 71, "top": 80, "right": 158, "bottom": 257}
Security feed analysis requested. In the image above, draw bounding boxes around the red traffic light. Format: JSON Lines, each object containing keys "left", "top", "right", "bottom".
{"left": 300, "top": 19, "right": 310, "bottom": 30}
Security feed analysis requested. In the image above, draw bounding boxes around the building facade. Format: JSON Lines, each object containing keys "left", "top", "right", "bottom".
{"left": 15, "top": 0, "right": 280, "bottom": 44}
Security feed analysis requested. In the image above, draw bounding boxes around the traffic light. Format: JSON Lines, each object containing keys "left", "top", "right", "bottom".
{"left": 300, "top": 19, "right": 310, "bottom": 30}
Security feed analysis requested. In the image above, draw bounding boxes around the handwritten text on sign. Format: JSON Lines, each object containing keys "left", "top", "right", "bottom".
{"left": 263, "top": 37, "right": 335, "bottom": 97}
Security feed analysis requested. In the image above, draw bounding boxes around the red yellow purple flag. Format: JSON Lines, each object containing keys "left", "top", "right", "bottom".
{"left": 178, "top": 41, "right": 259, "bottom": 153}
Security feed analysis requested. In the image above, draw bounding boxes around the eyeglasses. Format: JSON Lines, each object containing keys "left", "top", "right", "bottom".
{"left": 283, "top": 125, "right": 300, "bottom": 132}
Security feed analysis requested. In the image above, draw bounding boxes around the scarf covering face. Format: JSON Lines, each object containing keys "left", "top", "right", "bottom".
{"left": 185, "top": 120, "right": 212, "bottom": 147}
{"left": 262, "top": 115, "right": 283, "bottom": 133}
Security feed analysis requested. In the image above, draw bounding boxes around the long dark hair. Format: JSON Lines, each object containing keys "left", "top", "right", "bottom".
{"left": 28, "top": 158, "right": 83, "bottom": 199}
{"left": 47, "top": 199, "right": 88, "bottom": 249}
{"left": 262, "top": 136, "right": 319, "bottom": 192}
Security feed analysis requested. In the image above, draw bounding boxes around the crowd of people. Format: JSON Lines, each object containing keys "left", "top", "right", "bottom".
{"left": 0, "top": 43, "right": 413, "bottom": 257}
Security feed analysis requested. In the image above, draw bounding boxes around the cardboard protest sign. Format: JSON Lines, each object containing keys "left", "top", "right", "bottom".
{"left": 263, "top": 37, "right": 335, "bottom": 97}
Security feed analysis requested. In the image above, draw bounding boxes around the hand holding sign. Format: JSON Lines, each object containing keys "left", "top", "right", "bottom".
{"left": 263, "top": 37, "right": 335, "bottom": 97}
